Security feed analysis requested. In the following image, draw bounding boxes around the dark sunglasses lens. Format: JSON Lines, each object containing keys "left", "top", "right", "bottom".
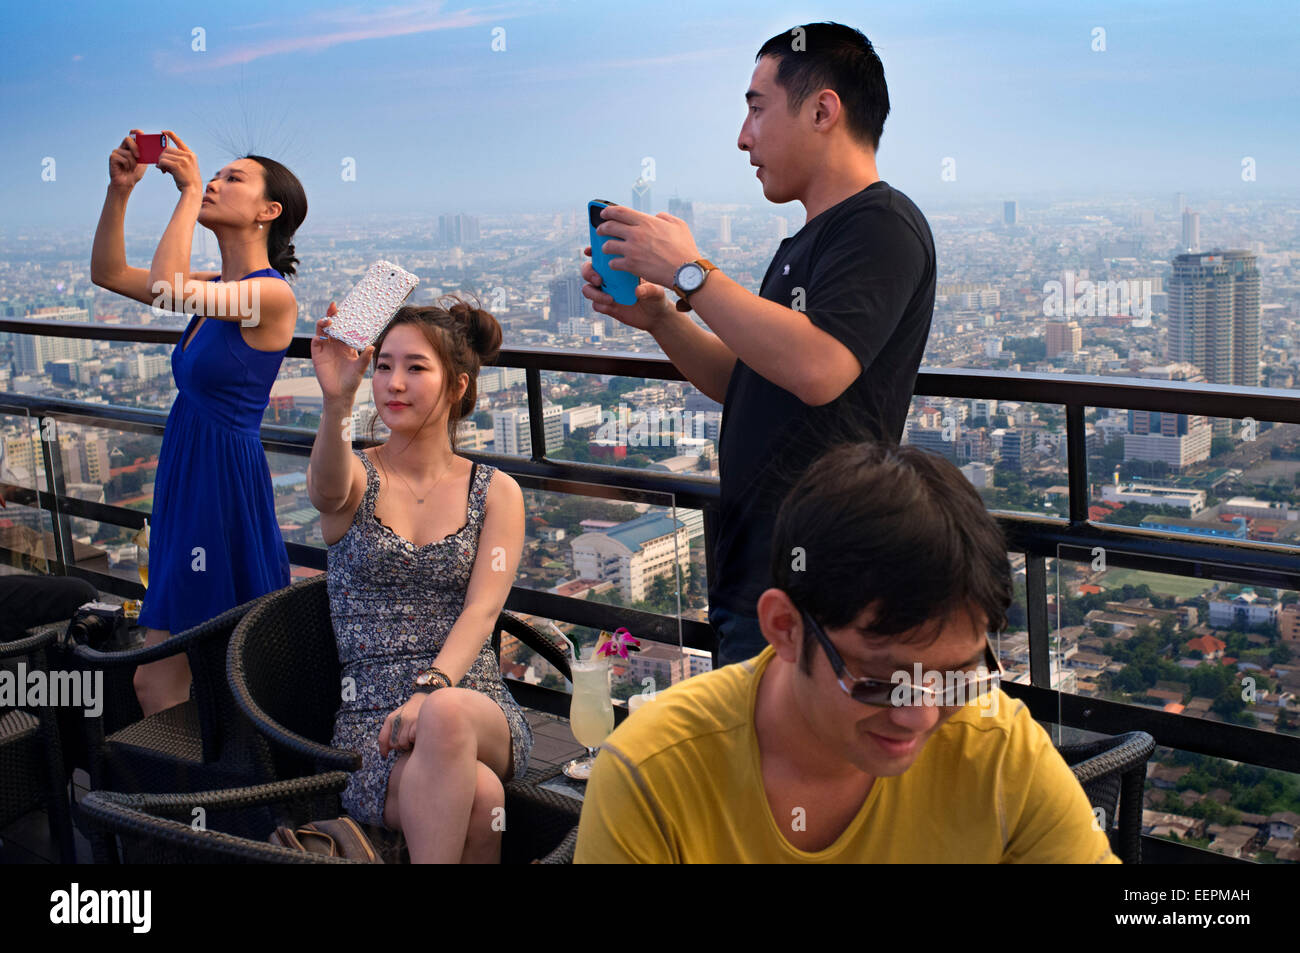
{"left": 852, "top": 684, "right": 899, "bottom": 706}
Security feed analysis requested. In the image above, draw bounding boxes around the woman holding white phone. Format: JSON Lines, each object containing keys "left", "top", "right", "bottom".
{"left": 307, "top": 297, "right": 532, "bottom": 864}
{"left": 91, "top": 129, "right": 307, "bottom": 716}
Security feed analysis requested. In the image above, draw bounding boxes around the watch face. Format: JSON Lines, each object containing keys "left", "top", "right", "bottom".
{"left": 678, "top": 263, "right": 704, "bottom": 292}
{"left": 415, "top": 671, "right": 432, "bottom": 685}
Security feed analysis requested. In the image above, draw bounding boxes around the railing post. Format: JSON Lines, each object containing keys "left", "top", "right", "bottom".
{"left": 1026, "top": 553, "right": 1052, "bottom": 688}
{"left": 525, "top": 367, "right": 546, "bottom": 461}
{"left": 36, "top": 414, "right": 76, "bottom": 576}
{"left": 702, "top": 506, "right": 719, "bottom": 665}
{"left": 1065, "top": 403, "right": 1089, "bottom": 525}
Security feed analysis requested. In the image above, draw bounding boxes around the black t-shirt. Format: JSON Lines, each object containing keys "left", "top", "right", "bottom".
{"left": 708, "top": 180, "right": 936, "bottom": 617}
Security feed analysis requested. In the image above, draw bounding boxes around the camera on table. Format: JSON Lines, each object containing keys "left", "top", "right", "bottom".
{"left": 65, "top": 602, "right": 128, "bottom": 652}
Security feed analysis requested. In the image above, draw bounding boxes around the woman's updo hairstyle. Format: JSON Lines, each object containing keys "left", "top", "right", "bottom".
{"left": 368, "top": 292, "right": 503, "bottom": 452}
{"left": 243, "top": 154, "right": 307, "bottom": 279}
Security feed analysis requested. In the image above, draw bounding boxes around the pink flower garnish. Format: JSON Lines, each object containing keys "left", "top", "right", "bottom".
{"left": 596, "top": 627, "right": 641, "bottom": 659}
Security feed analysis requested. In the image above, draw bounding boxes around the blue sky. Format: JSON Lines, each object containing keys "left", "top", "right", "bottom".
{"left": 3, "top": 0, "right": 1297, "bottom": 228}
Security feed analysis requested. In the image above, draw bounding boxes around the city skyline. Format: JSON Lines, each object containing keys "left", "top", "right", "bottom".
{"left": 3, "top": 0, "right": 1298, "bottom": 230}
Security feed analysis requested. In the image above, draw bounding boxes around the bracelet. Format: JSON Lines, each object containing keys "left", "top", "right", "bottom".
{"left": 414, "top": 666, "right": 453, "bottom": 692}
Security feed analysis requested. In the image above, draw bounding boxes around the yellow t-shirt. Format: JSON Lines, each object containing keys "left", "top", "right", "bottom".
{"left": 575, "top": 645, "right": 1120, "bottom": 863}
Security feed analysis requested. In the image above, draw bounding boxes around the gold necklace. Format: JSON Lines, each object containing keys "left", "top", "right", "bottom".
{"left": 379, "top": 446, "right": 456, "bottom": 505}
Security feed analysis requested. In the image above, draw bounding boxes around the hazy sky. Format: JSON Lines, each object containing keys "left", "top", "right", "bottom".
{"left": 4, "top": 0, "right": 1297, "bottom": 229}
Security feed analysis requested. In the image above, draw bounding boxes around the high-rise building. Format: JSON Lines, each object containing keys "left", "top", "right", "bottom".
{"left": 668, "top": 197, "right": 694, "bottom": 230}
{"left": 492, "top": 405, "right": 562, "bottom": 456}
{"left": 1003, "top": 200, "right": 1018, "bottom": 225}
{"left": 719, "top": 214, "right": 732, "bottom": 244}
{"left": 631, "top": 178, "right": 652, "bottom": 213}
{"left": 1124, "top": 410, "right": 1212, "bottom": 469}
{"left": 1181, "top": 210, "right": 1200, "bottom": 253}
{"left": 997, "top": 430, "right": 1024, "bottom": 472}
{"left": 1175, "top": 192, "right": 1186, "bottom": 216}
{"left": 1168, "top": 250, "right": 1260, "bottom": 388}
{"left": 548, "top": 275, "right": 589, "bottom": 322}
{"left": 1046, "top": 320, "right": 1082, "bottom": 358}
{"left": 438, "top": 213, "right": 480, "bottom": 246}
{"left": 14, "top": 307, "right": 94, "bottom": 374}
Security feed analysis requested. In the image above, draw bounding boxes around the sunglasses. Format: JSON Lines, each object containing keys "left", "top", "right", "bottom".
{"left": 797, "top": 605, "right": 1003, "bottom": 708}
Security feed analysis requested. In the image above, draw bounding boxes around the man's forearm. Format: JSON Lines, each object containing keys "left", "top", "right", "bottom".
{"left": 650, "top": 309, "right": 737, "bottom": 404}
{"left": 686, "top": 272, "right": 827, "bottom": 403}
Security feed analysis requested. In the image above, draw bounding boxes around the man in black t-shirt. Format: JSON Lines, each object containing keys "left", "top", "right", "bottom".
{"left": 581, "top": 23, "right": 936, "bottom": 665}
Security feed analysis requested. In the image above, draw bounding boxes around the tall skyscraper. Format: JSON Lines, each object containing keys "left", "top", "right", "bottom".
{"left": 631, "top": 178, "right": 652, "bottom": 213}
{"left": 438, "top": 213, "right": 480, "bottom": 246}
{"left": 1175, "top": 192, "right": 1186, "bottom": 216}
{"left": 668, "top": 197, "right": 694, "bottom": 229}
{"left": 548, "top": 275, "right": 589, "bottom": 322}
{"left": 1168, "top": 250, "right": 1260, "bottom": 389}
{"left": 1181, "top": 209, "right": 1200, "bottom": 252}
{"left": 719, "top": 214, "right": 732, "bottom": 244}
{"left": 1003, "top": 200, "right": 1018, "bottom": 225}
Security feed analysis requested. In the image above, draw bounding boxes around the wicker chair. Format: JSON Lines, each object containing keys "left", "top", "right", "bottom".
{"left": 226, "top": 574, "right": 581, "bottom": 863}
{"left": 77, "top": 772, "right": 578, "bottom": 864}
{"left": 69, "top": 596, "right": 277, "bottom": 802}
{"left": 0, "top": 627, "right": 76, "bottom": 862}
{"left": 1059, "top": 730, "right": 1156, "bottom": 864}
{"left": 78, "top": 772, "right": 360, "bottom": 863}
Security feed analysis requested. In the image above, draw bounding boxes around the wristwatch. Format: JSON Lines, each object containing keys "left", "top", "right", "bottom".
{"left": 672, "top": 258, "right": 718, "bottom": 311}
{"left": 414, "top": 666, "right": 451, "bottom": 693}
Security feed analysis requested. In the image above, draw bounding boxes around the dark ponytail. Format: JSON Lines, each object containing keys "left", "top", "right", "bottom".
{"left": 244, "top": 154, "right": 307, "bottom": 279}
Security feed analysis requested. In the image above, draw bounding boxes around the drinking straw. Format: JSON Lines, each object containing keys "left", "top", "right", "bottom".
{"left": 546, "top": 620, "right": 583, "bottom": 663}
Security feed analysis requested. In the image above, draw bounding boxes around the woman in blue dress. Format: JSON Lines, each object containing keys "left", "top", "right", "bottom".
{"left": 91, "top": 129, "right": 307, "bottom": 715}
{"left": 308, "top": 298, "right": 531, "bottom": 863}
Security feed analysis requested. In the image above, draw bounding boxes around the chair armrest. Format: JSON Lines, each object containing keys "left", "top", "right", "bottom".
{"left": 226, "top": 650, "right": 361, "bottom": 773}
{"left": 84, "top": 770, "right": 353, "bottom": 818}
{"left": 499, "top": 611, "right": 573, "bottom": 681}
{"left": 1066, "top": 731, "right": 1155, "bottom": 787}
{"left": 76, "top": 772, "right": 360, "bottom": 864}
{"left": 70, "top": 639, "right": 184, "bottom": 668}
{"left": 0, "top": 627, "right": 58, "bottom": 660}
{"left": 68, "top": 597, "right": 257, "bottom": 669}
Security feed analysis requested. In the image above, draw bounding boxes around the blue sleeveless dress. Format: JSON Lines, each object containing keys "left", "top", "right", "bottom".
{"left": 138, "top": 267, "right": 292, "bottom": 634}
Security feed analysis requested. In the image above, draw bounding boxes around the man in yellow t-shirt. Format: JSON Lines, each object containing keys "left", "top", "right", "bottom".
{"left": 575, "top": 442, "right": 1120, "bottom": 864}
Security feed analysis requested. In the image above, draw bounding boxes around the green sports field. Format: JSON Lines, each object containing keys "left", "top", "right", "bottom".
{"left": 1091, "top": 567, "right": 1213, "bottom": 600}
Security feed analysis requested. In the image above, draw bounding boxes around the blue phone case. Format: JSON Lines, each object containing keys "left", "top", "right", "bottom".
{"left": 588, "top": 200, "right": 641, "bottom": 306}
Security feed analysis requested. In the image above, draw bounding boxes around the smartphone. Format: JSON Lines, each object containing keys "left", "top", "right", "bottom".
{"left": 133, "top": 133, "right": 168, "bottom": 164}
{"left": 588, "top": 199, "right": 641, "bottom": 306}
{"left": 325, "top": 260, "right": 420, "bottom": 350}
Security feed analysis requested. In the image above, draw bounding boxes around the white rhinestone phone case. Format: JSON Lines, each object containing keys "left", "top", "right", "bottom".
{"left": 326, "top": 260, "right": 420, "bottom": 350}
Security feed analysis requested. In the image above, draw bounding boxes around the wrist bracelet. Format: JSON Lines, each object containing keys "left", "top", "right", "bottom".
{"left": 414, "top": 666, "right": 453, "bottom": 692}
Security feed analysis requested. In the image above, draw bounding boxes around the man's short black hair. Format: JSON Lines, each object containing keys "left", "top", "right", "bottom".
{"left": 755, "top": 22, "right": 890, "bottom": 152}
{"left": 769, "top": 441, "right": 1012, "bottom": 674}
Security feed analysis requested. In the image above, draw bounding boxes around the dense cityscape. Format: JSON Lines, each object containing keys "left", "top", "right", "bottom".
{"left": 4, "top": 187, "right": 1300, "bottom": 861}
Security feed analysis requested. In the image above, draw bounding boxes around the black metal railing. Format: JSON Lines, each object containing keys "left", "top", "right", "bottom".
{"left": 6, "top": 317, "right": 1300, "bottom": 864}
